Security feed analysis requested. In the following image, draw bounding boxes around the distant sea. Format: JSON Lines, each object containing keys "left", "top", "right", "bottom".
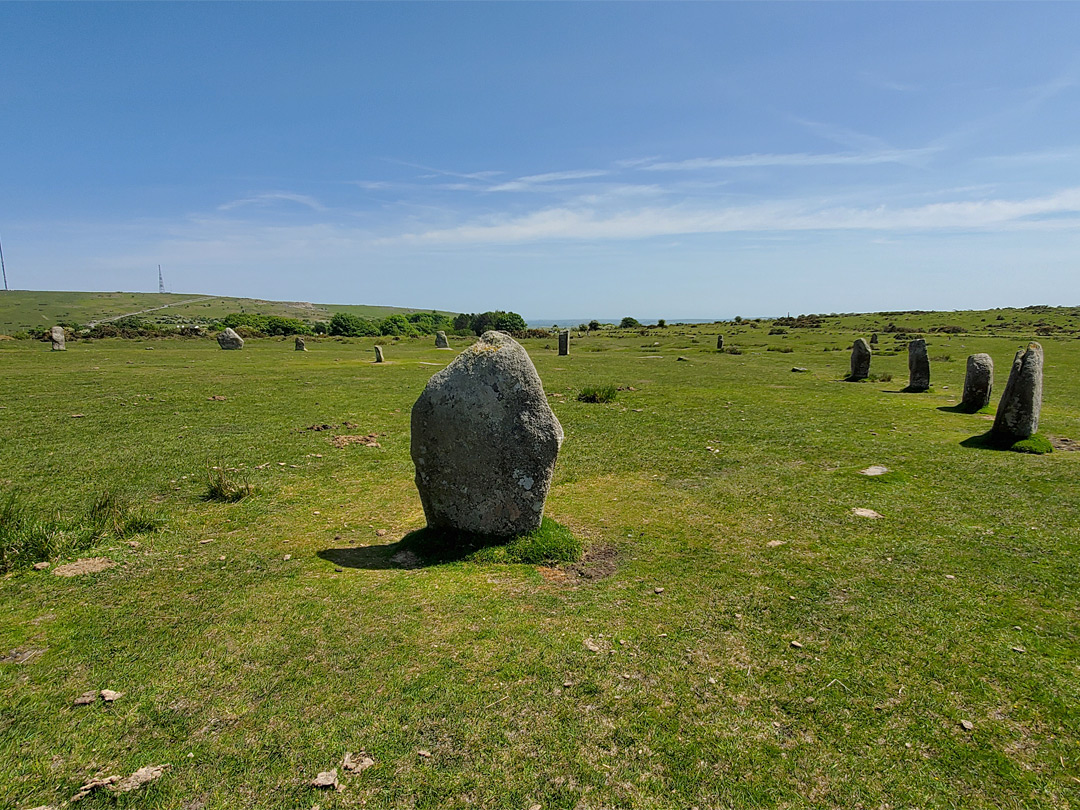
{"left": 527, "top": 318, "right": 726, "bottom": 329}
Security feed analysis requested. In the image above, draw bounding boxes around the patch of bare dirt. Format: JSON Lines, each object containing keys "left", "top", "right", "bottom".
{"left": 1049, "top": 436, "right": 1080, "bottom": 451}
{"left": 52, "top": 558, "right": 117, "bottom": 577}
{"left": 561, "top": 542, "right": 619, "bottom": 582}
{"left": 331, "top": 434, "right": 381, "bottom": 449}
{"left": 1, "top": 647, "right": 46, "bottom": 664}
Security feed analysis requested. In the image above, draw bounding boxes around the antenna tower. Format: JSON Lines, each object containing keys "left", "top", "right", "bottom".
{"left": 158, "top": 265, "right": 165, "bottom": 294}
{"left": 0, "top": 232, "right": 8, "bottom": 291}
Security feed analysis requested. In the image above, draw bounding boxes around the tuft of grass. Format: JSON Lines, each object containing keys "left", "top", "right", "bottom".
{"left": 87, "top": 490, "right": 162, "bottom": 537}
{"left": 767, "top": 346, "right": 794, "bottom": 353}
{"left": 1011, "top": 433, "right": 1053, "bottom": 454}
{"left": 204, "top": 463, "right": 254, "bottom": 502}
{"left": 399, "top": 517, "right": 582, "bottom": 565}
{"left": 577, "top": 385, "right": 617, "bottom": 403}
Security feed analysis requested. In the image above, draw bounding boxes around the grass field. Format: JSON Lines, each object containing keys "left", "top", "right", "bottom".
{"left": 1, "top": 318, "right": 1078, "bottom": 809}
{"left": 0, "top": 291, "right": 453, "bottom": 334}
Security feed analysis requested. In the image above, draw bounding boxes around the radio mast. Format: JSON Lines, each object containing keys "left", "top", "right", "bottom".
{"left": 0, "top": 233, "right": 8, "bottom": 291}
{"left": 158, "top": 265, "right": 165, "bottom": 294}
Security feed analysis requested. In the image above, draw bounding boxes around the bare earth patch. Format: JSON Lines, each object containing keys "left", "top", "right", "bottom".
{"left": 1049, "top": 436, "right": 1079, "bottom": 451}
{"left": 331, "top": 434, "right": 381, "bottom": 449}
{"left": 52, "top": 557, "right": 117, "bottom": 577}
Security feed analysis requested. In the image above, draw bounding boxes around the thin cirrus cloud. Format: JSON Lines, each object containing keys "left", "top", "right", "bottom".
{"left": 640, "top": 148, "right": 938, "bottom": 171}
{"left": 486, "top": 169, "right": 611, "bottom": 192}
{"left": 218, "top": 191, "right": 327, "bottom": 212}
{"left": 387, "top": 186, "right": 1080, "bottom": 245}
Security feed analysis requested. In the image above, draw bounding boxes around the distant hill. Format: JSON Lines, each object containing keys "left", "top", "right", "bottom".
{"left": 0, "top": 291, "right": 457, "bottom": 334}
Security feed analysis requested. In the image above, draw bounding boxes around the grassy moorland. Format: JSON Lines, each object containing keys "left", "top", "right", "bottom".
{"left": 0, "top": 290, "right": 451, "bottom": 334}
{"left": 0, "top": 318, "right": 1078, "bottom": 809}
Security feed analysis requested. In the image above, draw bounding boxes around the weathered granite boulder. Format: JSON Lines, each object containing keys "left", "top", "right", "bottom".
{"left": 217, "top": 327, "right": 244, "bottom": 350}
{"left": 50, "top": 326, "right": 66, "bottom": 351}
{"left": 992, "top": 342, "right": 1043, "bottom": 442}
{"left": 295, "top": 336, "right": 306, "bottom": 351}
{"left": 374, "top": 345, "right": 384, "bottom": 363}
{"left": 435, "top": 331, "right": 450, "bottom": 349}
{"left": 716, "top": 335, "right": 724, "bottom": 351}
{"left": 558, "top": 330, "right": 569, "bottom": 357}
{"left": 411, "top": 331, "right": 563, "bottom": 536}
{"left": 849, "top": 338, "right": 871, "bottom": 379}
{"left": 869, "top": 333, "right": 878, "bottom": 345}
{"left": 907, "top": 339, "right": 930, "bottom": 392}
{"left": 961, "top": 353, "right": 993, "bottom": 412}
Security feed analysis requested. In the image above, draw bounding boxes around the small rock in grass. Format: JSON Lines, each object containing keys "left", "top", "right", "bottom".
{"left": 960, "top": 719, "right": 974, "bottom": 731}
{"left": 334, "top": 567, "right": 343, "bottom": 573}
{"left": 74, "top": 690, "right": 98, "bottom": 706}
{"left": 342, "top": 751, "right": 375, "bottom": 773}
{"left": 1012, "top": 646, "right": 1026, "bottom": 653}
{"left": 945, "top": 574, "right": 955, "bottom": 580}
{"left": 563, "top": 681, "right": 573, "bottom": 688}
{"left": 852, "top": 507, "right": 883, "bottom": 519}
{"left": 375, "top": 529, "right": 387, "bottom": 537}
{"left": 417, "top": 749, "right": 432, "bottom": 759}
{"left": 218, "top": 555, "right": 226, "bottom": 561}
{"left": 100, "top": 689, "right": 123, "bottom": 702}
{"left": 584, "top": 639, "right": 601, "bottom": 653}
{"left": 283, "top": 554, "right": 292, "bottom": 561}
{"left": 790, "top": 640, "right": 804, "bottom": 649}
{"left": 310, "top": 769, "right": 339, "bottom": 789}
{"left": 33, "top": 561, "right": 50, "bottom": 570}
{"left": 654, "top": 587, "right": 664, "bottom": 594}
{"left": 766, "top": 540, "right": 786, "bottom": 548}
{"left": 859, "top": 465, "right": 889, "bottom": 476}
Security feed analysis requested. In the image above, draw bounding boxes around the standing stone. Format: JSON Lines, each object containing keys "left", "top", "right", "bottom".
{"left": 50, "top": 326, "right": 66, "bottom": 351}
{"left": 960, "top": 353, "right": 993, "bottom": 412}
{"left": 992, "top": 342, "right": 1043, "bottom": 442}
{"left": 411, "top": 331, "right": 563, "bottom": 537}
{"left": 849, "top": 338, "right": 871, "bottom": 380}
{"left": 217, "top": 327, "right": 244, "bottom": 350}
{"left": 295, "top": 336, "right": 306, "bottom": 351}
{"left": 435, "top": 331, "right": 450, "bottom": 349}
{"left": 374, "top": 345, "right": 384, "bottom": 363}
{"left": 869, "top": 333, "right": 878, "bottom": 345}
{"left": 907, "top": 339, "right": 930, "bottom": 392}
{"left": 558, "top": 330, "right": 569, "bottom": 357}
{"left": 716, "top": 335, "right": 724, "bottom": 351}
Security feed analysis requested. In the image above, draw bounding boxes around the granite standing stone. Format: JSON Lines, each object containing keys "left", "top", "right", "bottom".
{"left": 907, "top": 339, "right": 930, "bottom": 392}
{"left": 849, "top": 338, "right": 871, "bottom": 380}
{"left": 435, "top": 331, "right": 450, "bottom": 349}
{"left": 295, "top": 336, "right": 306, "bottom": 351}
{"left": 411, "top": 331, "right": 563, "bottom": 536}
{"left": 961, "top": 353, "right": 993, "bottom": 412}
{"left": 992, "top": 342, "right": 1043, "bottom": 442}
{"left": 716, "top": 335, "right": 724, "bottom": 351}
{"left": 217, "top": 327, "right": 244, "bottom": 350}
{"left": 50, "top": 326, "right": 66, "bottom": 351}
{"left": 374, "top": 345, "right": 384, "bottom": 363}
{"left": 869, "top": 333, "right": 878, "bottom": 345}
{"left": 558, "top": 330, "right": 569, "bottom": 357}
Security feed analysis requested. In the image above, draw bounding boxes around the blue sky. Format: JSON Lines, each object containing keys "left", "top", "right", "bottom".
{"left": 2, "top": 3, "right": 1079, "bottom": 321}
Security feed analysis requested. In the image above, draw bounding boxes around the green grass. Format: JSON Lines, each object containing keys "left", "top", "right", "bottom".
{"left": 1011, "top": 433, "right": 1053, "bottom": 455}
{"left": 576, "top": 384, "right": 618, "bottom": 403}
{"left": 399, "top": 518, "right": 581, "bottom": 565}
{"left": 0, "top": 319, "right": 1078, "bottom": 809}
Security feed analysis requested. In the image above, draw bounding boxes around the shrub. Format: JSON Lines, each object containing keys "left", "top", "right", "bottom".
{"left": 619, "top": 317, "right": 641, "bottom": 329}
{"left": 577, "top": 385, "right": 617, "bottom": 403}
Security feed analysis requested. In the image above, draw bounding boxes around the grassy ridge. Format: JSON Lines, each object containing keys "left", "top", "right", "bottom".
{"left": 0, "top": 322, "right": 1078, "bottom": 809}
{"left": 0, "top": 290, "right": 454, "bottom": 333}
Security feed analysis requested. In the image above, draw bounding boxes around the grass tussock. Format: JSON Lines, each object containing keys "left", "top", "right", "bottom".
{"left": 400, "top": 518, "right": 582, "bottom": 565}
{"left": 577, "top": 385, "right": 617, "bottom": 403}
{"left": 0, "top": 490, "right": 161, "bottom": 573}
{"left": 1011, "top": 433, "right": 1053, "bottom": 455}
{"left": 204, "top": 464, "right": 254, "bottom": 502}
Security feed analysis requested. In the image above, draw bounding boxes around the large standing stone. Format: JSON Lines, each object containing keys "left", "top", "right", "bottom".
{"left": 716, "top": 335, "right": 725, "bottom": 351}
{"left": 435, "top": 331, "right": 450, "bottom": 349}
{"left": 50, "top": 326, "right": 66, "bottom": 351}
{"left": 411, "top": 331, "right": 563, "bottom": 536}
{"left": 992, "top": 342, "right": 1043, "bottom": 442}
{"left": 849, "top": 338, "right": 871, "bottom": 380}
{"left": 374, "top": 345, "right": 384, "bottom": 363}
{"left": 217, "top": 327, "right": 244, "bottom": 350}
{"left": 960, "top": 353, "right": 993, "bottom": 412}
{"left": 558, "top": 330, "right": 569, "bottom": 357}
{"left": 907, "top": 339, "right": 930, "bottom": 392}
{"left": 295, "top": 336, "right": 306, "bottom": 351}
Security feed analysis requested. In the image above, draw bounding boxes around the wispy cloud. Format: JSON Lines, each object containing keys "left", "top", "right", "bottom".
{"left": 387, "top": 187, "right": 1080, "bottom": 245}
{"left": 384, "top": 159, "right": 503, "bottom": 182}
{"left": 642, "top": 148, "right": 936, "bottom": 171}
{"left": 487, "top": 169, "right": 610, "bottom": 192}
{"left": 218, "top": 192, "right": 327, "bottom": 212}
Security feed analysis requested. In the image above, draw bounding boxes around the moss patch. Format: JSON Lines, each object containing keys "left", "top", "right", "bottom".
{"left": 399, "top": 517, "right": 582, "bottom": 565}
{"left": 1011, "top": 433, "right": 1053, "bottom": 455}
